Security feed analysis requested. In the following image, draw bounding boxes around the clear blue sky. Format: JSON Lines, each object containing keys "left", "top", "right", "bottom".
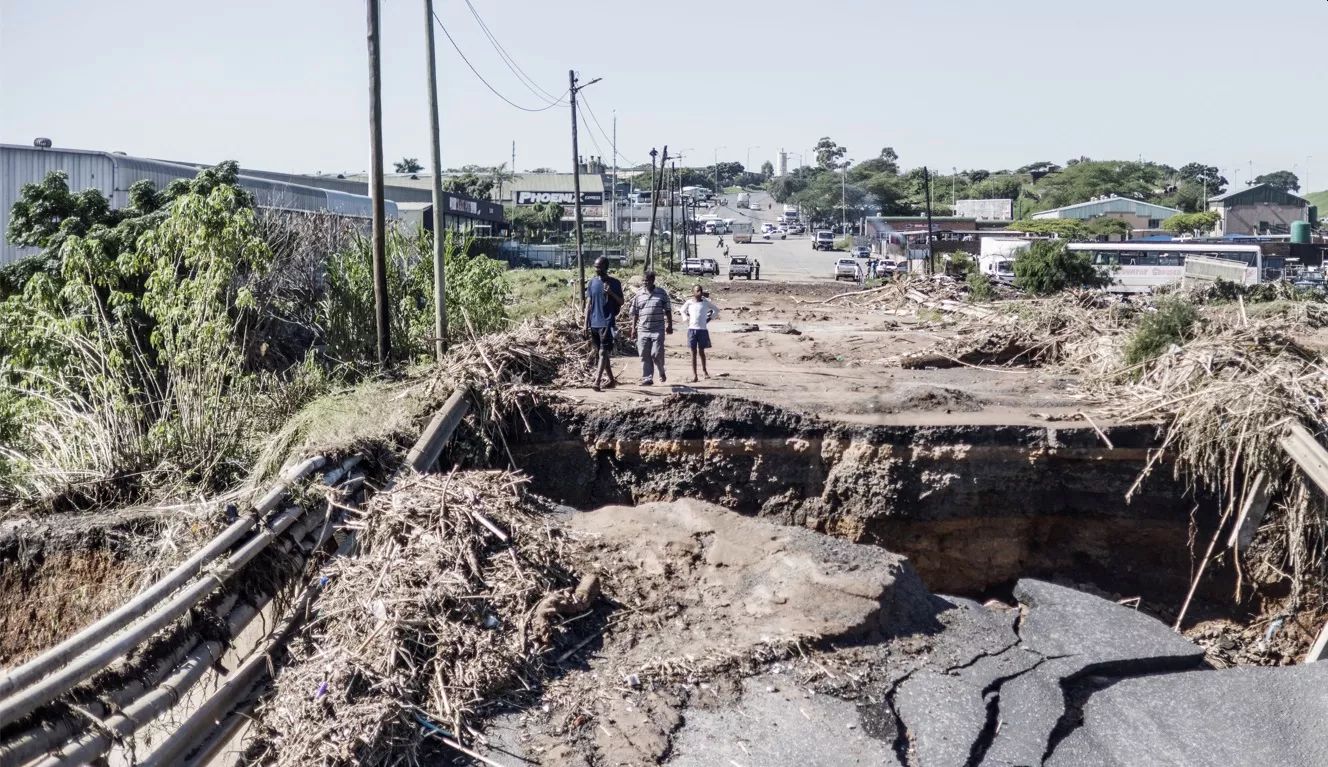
{"left": 2, "top": 0, "right": 1324, "bottom": 191}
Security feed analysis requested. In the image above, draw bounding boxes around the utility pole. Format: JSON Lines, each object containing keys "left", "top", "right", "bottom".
{"left": 611, "top": 112, "right": 618, "bottom": 237}
{"left": 669, "top": 161, "right": 677, "bottom": 270}
{"left": 423, "top": 0, "right": 447, "bottom": 360}
{"left": 645, "top": 146, "right": 667, "bottom": 272}
{"left": 923, "top": 166, "right": 935, "bottom": 275}
{"left": 567, "top": 70, "right": 602, "bottom": 309}
{"left": 366, "top": 0, "right": 390, "bottom": 365}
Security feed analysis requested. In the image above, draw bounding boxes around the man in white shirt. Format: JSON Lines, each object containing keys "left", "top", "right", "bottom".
{"left": 678, "top": 284, "right": 720, "bottom": 382}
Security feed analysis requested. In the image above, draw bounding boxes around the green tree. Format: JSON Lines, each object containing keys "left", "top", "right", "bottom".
{"left": 1176, "top": 163, "right": 1227, "bottom": 195}
{"left": 814, "top": 137, "right": 847, "bottom": 171}
{"left": 861, "top": 173, "right": 911, "bottom": 215}
{"left": 1013, "top": 240, "right": 1111, "bottom": 294}
{"left": 1008, "top": 219, "right": 1088, "bottom": 238}
{"left": 1253, "top": 170, "right": 1300, "bottom": 192}
{"left": 1032, "top": 161, "right": 1168, "bottom": 211}
{"left": 1084, "top": 217, "right": 1133, "bottom": 238}
{"left": 490, "top": 162, "right": 516, "bottom": 199}
{"left": 444, "top": 172, "right": 495, "bottom": 200}
{"left": 760, "top": 160, "right": 775, "bottom": 180}
{"left": 1161, "top": 211, "right": 1221, "bottom": 236}
{"left": 394, "top": 157, "right": 424, "bottom": 174}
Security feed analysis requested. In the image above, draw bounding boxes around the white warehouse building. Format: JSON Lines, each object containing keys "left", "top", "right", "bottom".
{"left": 0, "top": 143, "right": 396, "bottom": 265}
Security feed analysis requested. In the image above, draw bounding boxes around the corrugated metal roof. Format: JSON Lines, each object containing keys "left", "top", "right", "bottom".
{"left": 1, "top": 144, "right": 394, "bottom": 265}
{"left": 1208, "top": 183, "right": 1308, "bottom": 207}
{"left": 508, "top": 172, "right": 604, "bottom": 195}
{"left": 1029, "top": 195, "right": 1180, "bottom": 220}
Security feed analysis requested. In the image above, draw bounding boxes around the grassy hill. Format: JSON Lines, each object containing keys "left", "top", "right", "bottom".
{"left": 1306, "top": 189, "right": 1328, "bottom": 213}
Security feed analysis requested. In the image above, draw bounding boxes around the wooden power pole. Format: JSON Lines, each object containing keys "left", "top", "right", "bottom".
{"left": 424, "top": 0, "right": 447, "bottom": 360}
{"left": 567, "top": 71, "right": 601, "bottom": 309}
{"left": 923, "top": 166, "right": 935, "bottom": 275}
{"left": 366, "top": 0, "right": 390, "bottom": 365}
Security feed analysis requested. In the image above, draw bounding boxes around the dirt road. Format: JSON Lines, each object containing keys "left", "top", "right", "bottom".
{"left": 574, "top": 278, "right": 1086, "bottom": 427}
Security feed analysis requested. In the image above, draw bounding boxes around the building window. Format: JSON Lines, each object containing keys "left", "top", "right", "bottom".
{"left": 1148, "top": 218, "right": 1160, "bottom": 228}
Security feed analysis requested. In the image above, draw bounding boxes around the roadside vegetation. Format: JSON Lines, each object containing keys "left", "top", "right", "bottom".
{"left": 1013, "top": 240, "right": 1113, "bottom": 295}
{"left": 0, "top": 164, "right": 510, "bottom": 511}
{"left": 1123, "top": 297, "right": 1201, "bottom": 368}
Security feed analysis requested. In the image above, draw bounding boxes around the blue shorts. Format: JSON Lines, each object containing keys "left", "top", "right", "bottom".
{"left": 688, "top": 329, "right": 712, "bottom": 350}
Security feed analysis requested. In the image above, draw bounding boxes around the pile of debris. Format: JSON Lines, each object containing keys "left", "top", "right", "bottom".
{"left": 1093, "top": 316, "right": 1328, "bottom": 624}
{"left": 893, "top": 291, "right": 1131, "bottom": 371}
{"left": 245, "top": 471, "right": 588, "bottom": 766}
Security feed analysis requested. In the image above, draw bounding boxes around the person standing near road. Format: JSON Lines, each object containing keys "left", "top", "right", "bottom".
{"left": 628, "top": 271, "right": 673, "bottom": 386}
{"left": 584, "top": 256, "right": 624, "bottom": 392}
{"left": 753, "top": 259, "right": 761, "bottom": 280}
{"left": 679, "top": 284, "right": 720, "bottom": 382}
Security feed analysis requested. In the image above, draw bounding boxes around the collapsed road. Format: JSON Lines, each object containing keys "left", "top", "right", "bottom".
{"left": 5, "top": 276, "right": 1328, "bottom": 766}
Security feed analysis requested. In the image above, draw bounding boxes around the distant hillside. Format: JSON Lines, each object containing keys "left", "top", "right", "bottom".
{"left": 1306, "top": 189, "right": 1328, "bottom": 213}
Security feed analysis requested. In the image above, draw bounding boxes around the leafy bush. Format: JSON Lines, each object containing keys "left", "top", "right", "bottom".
{"left": 966, "top": 270, "right": 995, "bottom": 302}
{"left": 1123, "top": 297, "right": 1200, "bottom": 368}
{"left": 0, "top": 173, "right": 284, "bottom": 505}
{"left": 1013, "top": 240, "right": 1112, "bottom": 295}
{"left": 320, "top": 228, "right": 511, "bottom": 364}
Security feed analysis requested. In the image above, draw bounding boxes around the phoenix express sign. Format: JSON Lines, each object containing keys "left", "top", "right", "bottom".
{"left": 514, "top": 190, "right": 603, "bottom": 206}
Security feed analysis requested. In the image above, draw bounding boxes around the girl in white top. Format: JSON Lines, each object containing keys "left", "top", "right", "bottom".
{"left": 679, "top": 284, "right": 721, "bottom": 382}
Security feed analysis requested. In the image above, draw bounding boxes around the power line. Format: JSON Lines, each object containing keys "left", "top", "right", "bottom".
{"left": 578, "top": 108, "right": 605, "bottom": 159}
{"left": 431, "top": 10, "right": 566, "bottom": 113}
{"left": 580, "top": 93, "right": 639, "bottom": 167}
{"left": 461, "top": 0, "right": 565, "bottom": 106}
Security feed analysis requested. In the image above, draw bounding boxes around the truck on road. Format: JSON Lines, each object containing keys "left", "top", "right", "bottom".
{"left": 736, "top": 192, "right": 751, "bottom": 209}
{"left": 834, "top": 258, "right": 862, "bottom": 281}
{"left": 731, "top": 221, "right": 754, "bottom": 243}
{"left": 728, "top": 256, "right": 754, "bottom": 280}
{"left": 812, "top": 230, "right": 835, "bottom": 251}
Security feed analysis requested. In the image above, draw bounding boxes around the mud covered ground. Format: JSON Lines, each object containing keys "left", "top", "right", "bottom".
{"left": 565, "top": 278, "right": 1088, "bottom": 427}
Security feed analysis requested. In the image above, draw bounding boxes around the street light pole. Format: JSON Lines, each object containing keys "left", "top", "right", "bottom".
{"left": 747, "top": 145, "right": 760, "bottom": 170}
{"left": 713, "top": 145, "right": 726, "bottom": 193}
{"left": 840, "top": 159, "right": 852, "bottom": 237}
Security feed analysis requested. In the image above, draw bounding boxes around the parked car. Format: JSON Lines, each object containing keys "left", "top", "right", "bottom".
{"left": 728, "top": 256, "right": 753, "bottom": 280}
{"left": 681, "top": 258, "right": 705, "bottom": 276}
{"left": 834, "top": 258, "right": 862, "bottom": 281}
{"left": 875, "top": 260, "right": 905, "bottom": 278}
{"left": 813, "top": 230, "right": 835, "bottom": 251}
{"left": 788, "top": 223, "right": 806, "bottom": 235}
{"left": 852, "top": 245, "right": 871, "bottom": 259}
{"left": 700, "top": 258, "right": 720, "bottom": 275}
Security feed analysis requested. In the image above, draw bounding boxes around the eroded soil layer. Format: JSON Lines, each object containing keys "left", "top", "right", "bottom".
{"left": 511, "top": 394, "right": 1216, "bottom": 605}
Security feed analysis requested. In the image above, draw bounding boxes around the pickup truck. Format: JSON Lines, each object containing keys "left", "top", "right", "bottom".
{"left": 681, "top": 258, "right": 705, "bottom": 276}
{"left": 834, "top": 258, "right": 862, "bottom": 281}
{"left": 728, "top": 256, "right": 753, "bottom": 280}
{"left": 700, "top": 258, "right": 720, "bottom": 276}
{"left": 812, "top": 230, "right": 835, "bottom": 251}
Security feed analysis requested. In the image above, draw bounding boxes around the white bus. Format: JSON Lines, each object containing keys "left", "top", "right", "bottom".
{"left": 1065, "top": 242, "right": 1265, "bottom": 294}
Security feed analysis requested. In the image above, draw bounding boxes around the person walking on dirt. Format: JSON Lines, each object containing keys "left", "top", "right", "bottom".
{"left": 584, "top": 256, "right": 624, "bottom": 391}
{"left": 628, "top": 271, "right": 673, "bottom": 386}
{"left": 716, "top": 236, "right": 724, "bottom": 249}
{"left": 679, "top": 284, "right": 720, "bottom": 382}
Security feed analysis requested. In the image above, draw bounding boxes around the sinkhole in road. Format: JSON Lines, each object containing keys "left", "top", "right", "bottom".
{"left": 509, "top": 393, "right": 1247, "bottom": 623}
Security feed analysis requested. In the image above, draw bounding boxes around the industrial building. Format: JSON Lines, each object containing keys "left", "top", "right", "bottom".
{"left": 1029, "top": 195, "right": 1181, "bottom": 230}
{"left": 0, "top": 143, "right": 396, "bottom": 265}
{"left": 1206, "top": 183, "right": 1313, "bottom": 236}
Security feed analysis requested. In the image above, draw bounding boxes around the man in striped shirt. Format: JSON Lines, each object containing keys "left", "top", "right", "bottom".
{"left": 628, "top": 271, "right": 673, "bottom": 386}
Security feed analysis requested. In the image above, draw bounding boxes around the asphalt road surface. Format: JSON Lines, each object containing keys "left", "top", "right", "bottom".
{"left": 701, "top": 190, "right": 852, "bottom": 283}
